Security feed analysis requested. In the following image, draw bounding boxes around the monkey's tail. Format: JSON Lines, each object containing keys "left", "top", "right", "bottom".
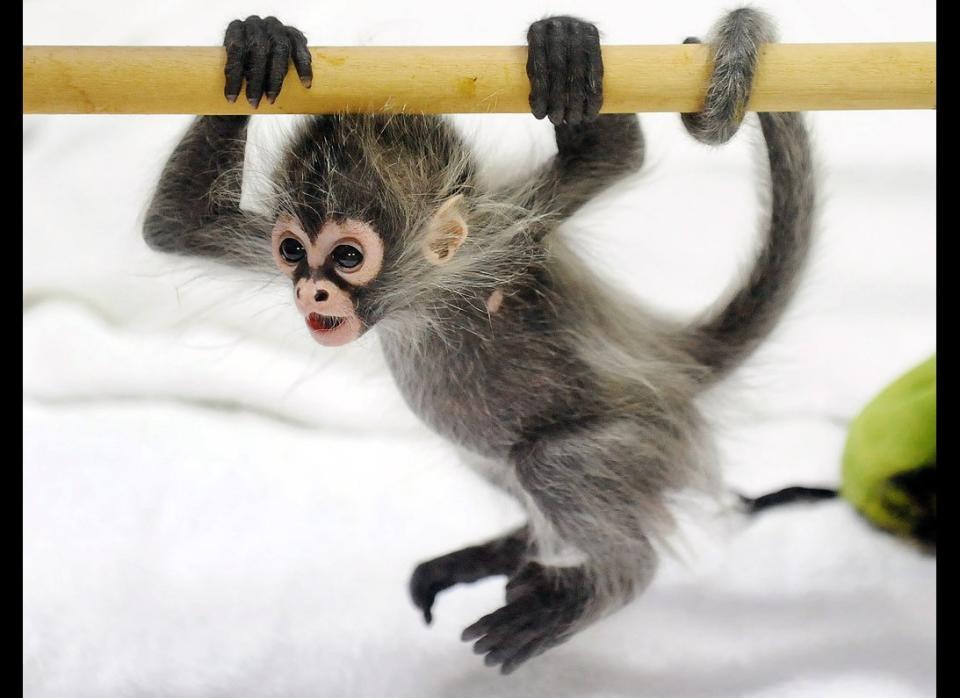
{"left": 737, "top": 485, "right": 837, "bottom": 515}
{"left": 678, "top": 9, "right": 816, "bottom": 381}
{"left": 686, "top": 111, "right": 816, "bottom": 380}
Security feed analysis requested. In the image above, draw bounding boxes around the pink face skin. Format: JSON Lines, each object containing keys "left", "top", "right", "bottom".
{"left": 271, "top": 215, "right": 384, "bottom": 347}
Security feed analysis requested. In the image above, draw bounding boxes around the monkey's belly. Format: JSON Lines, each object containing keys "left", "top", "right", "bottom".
{"left": 380, "top": 332, "right": 596, "bottom": 460}
{"left": 386, "top": 362, "right": 521, "bottom": 459}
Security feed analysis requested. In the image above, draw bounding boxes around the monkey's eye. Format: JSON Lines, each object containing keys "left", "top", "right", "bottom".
{"left": 331, "top": 244, "right": 363, "bottom": 270}
{"left": 279, "top": 237, "right": 306, "bottom": 263}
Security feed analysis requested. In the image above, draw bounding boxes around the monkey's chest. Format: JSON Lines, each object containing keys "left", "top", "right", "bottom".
{"left": 381, "top": 327, "right": 595, "bottom": 459}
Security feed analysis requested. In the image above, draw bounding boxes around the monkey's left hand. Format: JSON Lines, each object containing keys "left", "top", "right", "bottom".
{"left": 461, "top": 562, "right": 593, "bottom": 674}
{"left": 527, "top": 16, "right": 604, "bottom": 126}
{"left": 223, "top": 15, "right": 313, "bottom": 106}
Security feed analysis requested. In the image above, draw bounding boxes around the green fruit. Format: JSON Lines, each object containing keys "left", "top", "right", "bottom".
{"left": 841, "top": 355, "right": 936, "bottom": 546}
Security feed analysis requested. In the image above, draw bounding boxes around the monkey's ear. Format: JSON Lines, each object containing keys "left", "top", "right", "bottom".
{"left": 422, "top": 194, "right": 468, "bottom": 265}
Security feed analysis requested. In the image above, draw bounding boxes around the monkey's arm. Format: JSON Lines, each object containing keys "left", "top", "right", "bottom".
{"left": 513, "top": 17, "right": 645, "bottom": 228}
{"left": 143, "top": 115, "right": 275, "bottom": 269}
{"left": 537, "top": 115, "right": 645, "bottom": 220}
{"left": 143, "top": 17, "right": 313, "bottom": 269}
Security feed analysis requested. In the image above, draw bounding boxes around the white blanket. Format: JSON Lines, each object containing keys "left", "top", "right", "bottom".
{"left": 24, "top": 0, "right": 935, "bottom": 695}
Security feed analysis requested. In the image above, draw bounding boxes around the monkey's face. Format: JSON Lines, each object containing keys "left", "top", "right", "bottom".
{"left": 272, "top": 195, "right": 469, "bottom": 346}
{"left": 271, "top": 215, "right": 384, "bottom": 346}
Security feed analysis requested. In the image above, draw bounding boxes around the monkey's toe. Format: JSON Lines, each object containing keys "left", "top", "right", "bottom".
{"left": 409, "top": 560, "right": 449, "bottom": 624}
{"left": 526, "top": 16, "right": 603, "bottom": 126}
{"left": 222, "top": 16, "right": 313, "bottom": 106}
{"left": 462, "top": 562, "right": 591, "bottom": 673}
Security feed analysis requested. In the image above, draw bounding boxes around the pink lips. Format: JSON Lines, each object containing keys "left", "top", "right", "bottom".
{"left": 306, "top": 313, "right": 346, "bottom": 332}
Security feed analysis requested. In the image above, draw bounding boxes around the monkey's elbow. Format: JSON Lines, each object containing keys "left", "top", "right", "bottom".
{"left": 141, "top": 211, "right": 178, "bottom": 254}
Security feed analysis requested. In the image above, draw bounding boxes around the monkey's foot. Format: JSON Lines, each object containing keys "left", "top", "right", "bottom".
{"left": 409, "top": 530, "right": 529, "bottom": 624}
{"left": 527, "top": 16, "right": 603, "bottom": 125}
{"left": 409, "top": 552, "right": 474, "bottom": 625}
{"left": 461, "top": 562, "right": 592, "bottom": 674}
{"left": 223, "top": 16, "right": 313, "bottom": 106}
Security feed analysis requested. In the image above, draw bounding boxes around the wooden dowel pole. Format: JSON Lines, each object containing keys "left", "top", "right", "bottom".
{"left": 23, "top": 43, "right": 935, "bottom": 115}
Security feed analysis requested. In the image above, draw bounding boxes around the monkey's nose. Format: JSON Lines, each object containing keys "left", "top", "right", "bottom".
{"left": 314, "top": 289, "right": 329, "bottom": 302}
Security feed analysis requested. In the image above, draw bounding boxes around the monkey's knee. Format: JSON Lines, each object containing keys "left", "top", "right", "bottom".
{"left": 681, "top": 8, "right": 778, "bottom": 145}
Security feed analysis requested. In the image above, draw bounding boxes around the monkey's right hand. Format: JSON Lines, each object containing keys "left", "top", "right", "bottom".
{"left": 223, "top": 16, "right": 313, "bottom": 107}
{"left": 526, "top": 16, "right": 604, "bottom": 126}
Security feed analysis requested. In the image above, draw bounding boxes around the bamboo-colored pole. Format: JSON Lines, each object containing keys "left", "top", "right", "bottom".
{"left": 23, "top": 43, "right": 935, "bottom": 115}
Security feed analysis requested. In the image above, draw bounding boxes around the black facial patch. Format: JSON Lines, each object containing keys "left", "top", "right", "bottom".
{"left": 291, "top": 258, "right": 311, "bottom": 285}
{"left": 290, "top": 258, "right": 358, "bottom": 298}
{"left": 319, "top": 263, "right": 354, "bottom": 292}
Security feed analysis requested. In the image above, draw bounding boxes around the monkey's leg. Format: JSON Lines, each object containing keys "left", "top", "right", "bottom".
{"left": 521, "top": 16, "right": 645, "bottom": 224}
{"left": 409, "top": 526, "right": 530, "bottom": 624}
{"left": 463, "top": 420, "right": 666, "bottom": 674}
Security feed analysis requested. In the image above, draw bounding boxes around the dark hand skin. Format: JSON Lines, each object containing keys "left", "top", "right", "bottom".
{"left": 223, "top": 15, "right": 313, "bottom": 106}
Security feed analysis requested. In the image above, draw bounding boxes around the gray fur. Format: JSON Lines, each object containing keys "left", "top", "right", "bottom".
{"left": 142, "top": 8, "right": 814, "bottom": 673}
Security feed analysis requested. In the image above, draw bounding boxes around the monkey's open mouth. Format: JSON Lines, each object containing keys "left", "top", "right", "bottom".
{"left": 306, "top": 313, "right": 346, "bottom": 332}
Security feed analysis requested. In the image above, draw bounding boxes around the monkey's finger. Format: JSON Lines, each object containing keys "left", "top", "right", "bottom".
{"left": 223, "top": 19, "right": 246, "bottom": 103}
{"left": 583, "top": 22, "right": 603, "bottom": 121}
{"left": 263, "top": 17, "right": 291, "bottom": 104}
{"left": 242, "top": 16, "right": 270, "bottom": 108}
{"left": 563, "top": 20, "right": 586, "bottom": 126}
{"left": 287, "top": 26, "right": 313, "bottom": 88}
{"left": 545, "top": 19, "right": 569, "bottom": 126}
{"left": 526, "top": 21, "right": 549, "bottom": 120}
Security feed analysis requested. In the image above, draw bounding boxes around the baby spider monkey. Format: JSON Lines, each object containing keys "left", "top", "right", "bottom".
{"left": 144, "top": 9, "right": 813, "bottom": 674}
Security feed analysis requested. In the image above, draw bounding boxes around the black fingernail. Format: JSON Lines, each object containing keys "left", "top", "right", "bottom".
{"left": 248, "top": 96, "right": 261, "bottom": 108}
{"left": 225, "top": 94, "right": 238, "bottom": 103}
{"left": 267, "top": 93, "right": 278, "bottom": 104}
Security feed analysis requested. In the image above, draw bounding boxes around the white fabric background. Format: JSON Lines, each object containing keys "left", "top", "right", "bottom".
{"left": 23, "top": 1, "right": 936, "bottom": 696}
